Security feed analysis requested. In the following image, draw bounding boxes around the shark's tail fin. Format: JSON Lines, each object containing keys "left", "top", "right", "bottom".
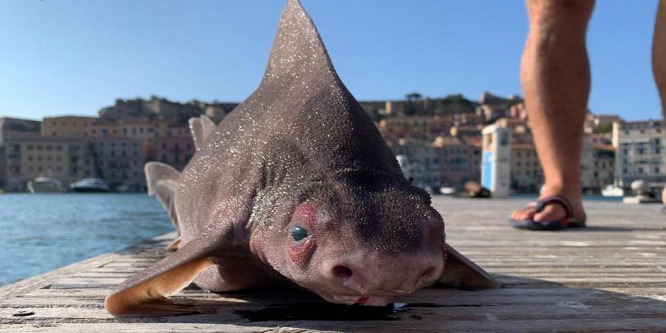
{"left": 145, "top": 162, "right": 181, "bottom": 250}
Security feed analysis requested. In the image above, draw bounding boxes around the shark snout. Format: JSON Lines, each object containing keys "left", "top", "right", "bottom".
{"left": 321, "top": 252, "right": 444, "bottom": 296}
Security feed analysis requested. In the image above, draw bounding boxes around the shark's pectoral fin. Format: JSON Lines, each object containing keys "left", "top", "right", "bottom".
{"left": 167, "top": 237, "right": 181, "bottom": 251}
{"left": 189, "top": 115, "right": 216, "bottom": 150}
{"left": 435, "top": 243, "right": 500, "bottom": 290}
{"left": 145, "top": 162, "right": 181, "bottom": 233}
{"left": 105, "top": 237, "right": 218, "bottom": 317}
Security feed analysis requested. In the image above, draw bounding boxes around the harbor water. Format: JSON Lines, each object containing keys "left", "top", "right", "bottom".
{"left": 0, "top": 193, "right": 172, "bottom": 287}
{"left": 0, "top": 193, "right": 626, "bottom": 287}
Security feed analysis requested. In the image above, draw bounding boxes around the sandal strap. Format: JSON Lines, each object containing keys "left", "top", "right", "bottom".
{"left": 535, "top": 195, "right": 574, "bottom": 219}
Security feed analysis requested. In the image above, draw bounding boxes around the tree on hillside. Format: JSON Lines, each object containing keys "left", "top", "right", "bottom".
{"left": 435, "top": 94, "right": 475, "bottom": 115}
{"left": 401, "top": 92, "right": 423, "bottom": 115}
{"left": 406, "top": 92, "right": 422, "bottom": 102}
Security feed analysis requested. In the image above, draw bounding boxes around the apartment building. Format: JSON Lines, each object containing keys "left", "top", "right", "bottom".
{"left": 3, "top": 137, "right": 88, "bottom": 191}
{"left": 0, "top": 117, "right": 42, "bottom": 189}
{"left": 510, "top": 143, "right": 543, "bottom": 192}
{"left": 155, "top": 135, "right": 195, "bottom": 172}
{"left": 42, "top": 116, "right": 96, "bottom": 137}
{"left": 389, "top": 138, "right": 441, "bottom": 188}
{"left": 89, "top": 137, "right": 145, "bottom": 190}
{"left": 613, "top": 120, "right": 665, "bottom": 191}
{"left": 433, "top": 136, "right": 481, "bottom": 188}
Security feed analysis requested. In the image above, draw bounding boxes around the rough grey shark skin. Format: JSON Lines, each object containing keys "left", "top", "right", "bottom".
{"left": 105, "top": 0, "right": 498, "bottom": 316}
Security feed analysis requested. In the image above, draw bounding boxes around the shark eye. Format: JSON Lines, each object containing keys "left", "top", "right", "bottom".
{"left": 291, "top": 226, "right": 309, "bottom": 242}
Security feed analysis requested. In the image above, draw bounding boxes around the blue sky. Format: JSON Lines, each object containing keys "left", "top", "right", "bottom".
{"left": 0, "top": 0, "right": 662, "bottom": 121}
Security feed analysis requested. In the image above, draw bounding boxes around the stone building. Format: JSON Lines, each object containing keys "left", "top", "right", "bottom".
{"left": 510, "top": 143, "right": 543, "bottom": 192}
{"left": 495, "top": 118, "right": 533, "bottom": 143}
{"left": 584, "top": 114, "right": 622, "bottom": 134}
{"left": 0, "top": 117, "right": 42, "bottom": 189}
{"left": 389, "top": 138, "right": 441, "bottom": 188}
{"left": 41, "top": 116, "right": 96, "bottom": 137}
{"left": 3, "top": 137, "right": 88, "bottom": 191}
{"left": 89, "top": 137, "right": 145, "bottom": 191}
{"left": 613, "top": 120, "right": 665, "bottom": 192}
{"left": 98, "top": 96, "right": 234, "bottom": 125}
{"left": 476, "top": 91, "right": 520, "bottom": 122}
{"left": 589, "top": 144, "right": 616, "bottom": 190}
{"left": 155, "top": 135, "right": 195, "bottom": 172}
{"left": 433, "top": 136, "right": 482, "bottom": 188}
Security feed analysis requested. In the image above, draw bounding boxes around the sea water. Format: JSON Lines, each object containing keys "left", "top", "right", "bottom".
{"left": 0, "top": 193, "right": 626, "bottom": 287}
{"left": 0, "top": 193, "right": 172, "bottom": 286}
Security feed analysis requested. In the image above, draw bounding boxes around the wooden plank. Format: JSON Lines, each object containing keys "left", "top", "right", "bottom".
{"left": 0, "top": 198, "right": 664, "bottom": 332}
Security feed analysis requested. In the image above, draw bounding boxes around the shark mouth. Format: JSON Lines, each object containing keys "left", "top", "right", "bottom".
{"left": 320, "top": 293, "right": 398, "bottom": 306}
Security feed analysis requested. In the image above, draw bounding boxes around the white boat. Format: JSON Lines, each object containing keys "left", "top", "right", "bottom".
{"left": 70, "top": 178, "right": 110, "bottom": 193}
{"left": 27, "top": 177, "right": 63, "bottom": 193}
{"left": 440, "top": 187, "right": 456, "bottom": 195}
{"left": 601, "top": 184, "right": 624, "bottom": 197}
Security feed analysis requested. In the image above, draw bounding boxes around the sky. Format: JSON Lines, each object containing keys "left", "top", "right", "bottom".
{"left": 0, "top": 0, "right": 663, "bottom": 121}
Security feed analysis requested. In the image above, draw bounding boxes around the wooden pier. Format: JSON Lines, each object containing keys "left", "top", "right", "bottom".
{"left": 1, "top": 197, "right": 665, "bottom": 332}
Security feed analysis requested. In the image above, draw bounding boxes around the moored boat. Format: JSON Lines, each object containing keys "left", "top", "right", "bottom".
{"left": 601, "top": 184, "right": 624, "bottom": 197}
{"left": 70, "top": 178, "right": 110, "bottom": 193}
{"left": 27, "top": 177, "right": 63, "bottom": 193}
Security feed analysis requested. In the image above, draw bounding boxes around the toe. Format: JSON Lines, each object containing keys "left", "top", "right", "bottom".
{"left": 512, "top": 207, "right": 536, "bottom": 221}
{"left": 533, "top": 204, "right": 567, "bottom": 223}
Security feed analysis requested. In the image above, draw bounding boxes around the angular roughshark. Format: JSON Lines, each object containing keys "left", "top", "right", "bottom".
{"left": 106, "top": 0, "right": 499, "bottom": 316}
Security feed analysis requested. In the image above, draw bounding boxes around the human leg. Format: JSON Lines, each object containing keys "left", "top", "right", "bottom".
{"left": 652, "top": 0, "right": 666, "bottom": 205}
{"left": 511, "top": 0, "right": 595, "bottom": 225}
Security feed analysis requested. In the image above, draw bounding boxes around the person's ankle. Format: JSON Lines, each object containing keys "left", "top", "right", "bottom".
{"left": 540, "top": 183, "right": 582, "bottom": 202}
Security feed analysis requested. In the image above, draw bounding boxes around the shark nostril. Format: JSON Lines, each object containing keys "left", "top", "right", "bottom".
{"left": 418, "top": 266, "right": 438, "bottom": 286}
{"left": 332, "top": 265, "right": 353, "bottom": 280}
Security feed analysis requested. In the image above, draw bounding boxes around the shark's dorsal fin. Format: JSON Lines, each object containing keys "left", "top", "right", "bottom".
{"left": 262, "top": 0, "right": 341, "bottom": 88}
{"left": 189, "top": 115, "right": 216, "bottom": 151}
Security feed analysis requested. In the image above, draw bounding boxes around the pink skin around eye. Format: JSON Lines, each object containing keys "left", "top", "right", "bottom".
{"left": 288, "top": 202, "right": 318, "bottom": 264}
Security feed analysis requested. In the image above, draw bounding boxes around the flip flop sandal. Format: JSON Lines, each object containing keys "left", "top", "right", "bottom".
{"left": 509, "top": 195, "right": 585, "bottom": 230}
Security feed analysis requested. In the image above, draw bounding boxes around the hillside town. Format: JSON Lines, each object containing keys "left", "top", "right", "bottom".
{"left": 0, "top": 92, "right": 664, "bottom": 194}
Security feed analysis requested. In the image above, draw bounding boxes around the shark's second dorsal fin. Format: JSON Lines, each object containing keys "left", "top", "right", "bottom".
{"left": 189, "top": 115, "right": 216, "bottom": 151}
{"left": 145, "top": 162, "right": 181, "bottom": 234}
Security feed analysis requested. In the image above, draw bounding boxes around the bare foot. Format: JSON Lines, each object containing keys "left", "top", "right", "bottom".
{"left": 511, "top": 186, "right": 587, "bottom": 223}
